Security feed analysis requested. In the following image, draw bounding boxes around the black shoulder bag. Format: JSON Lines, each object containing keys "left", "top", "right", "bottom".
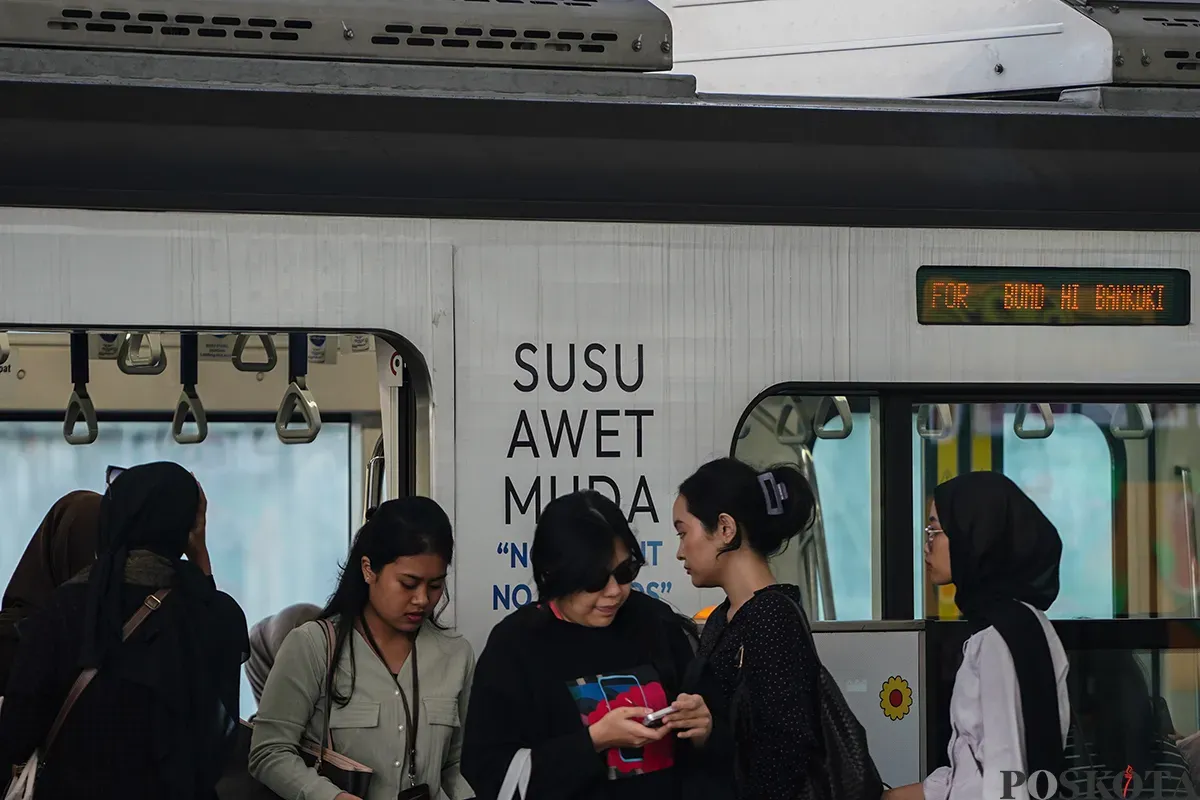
{"left": 733, "top": 592, "right": 885, "bottom": 800}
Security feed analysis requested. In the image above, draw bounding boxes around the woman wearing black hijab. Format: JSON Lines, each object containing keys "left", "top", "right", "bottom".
{"left": 884, "top": 471, "right": 1071, "bottom": 800}
{"left": 0, "top": 461, "right": 249, "bottom": 800}
{"left": 0, "top": 490, "right": 102, "bottom": 690}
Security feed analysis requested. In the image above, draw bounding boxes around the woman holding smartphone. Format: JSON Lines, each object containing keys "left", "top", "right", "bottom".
{"left": 461, "top": 490, "right": 714, "bottom": 800}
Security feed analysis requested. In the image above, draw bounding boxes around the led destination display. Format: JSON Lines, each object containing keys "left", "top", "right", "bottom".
{"left": 916, "top": 266, "right": 1190, "bottom": 326}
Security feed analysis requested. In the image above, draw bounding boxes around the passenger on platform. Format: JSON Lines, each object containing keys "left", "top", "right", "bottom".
{"left": 884, "top": 471, "right": 1070, "bottom": 800}
{"left": 249, "top": 497, "right": 474, "bottom": 800}
{"left": 672, "top": 457, "right": 822, "bottom": 800}
{"left": 245, "top": 602, "right": 323, "bottom": 705}
{"left": 461, "top": 489, "right": 712, "bottom": 800}
{"left": 0, "top": 461, "right": 250, "bottom": 800}
{"left": 0, "top": 490, "right": 102, "bottom": 690}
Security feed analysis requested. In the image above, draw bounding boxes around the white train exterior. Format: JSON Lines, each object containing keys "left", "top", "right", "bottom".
{"left": 3, "top": 0, "right": 1200, "bottom": 787}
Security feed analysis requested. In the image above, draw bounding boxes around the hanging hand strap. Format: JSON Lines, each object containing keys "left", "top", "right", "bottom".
{"left": 41, "top": 589, "right": 171, "bottom": 757}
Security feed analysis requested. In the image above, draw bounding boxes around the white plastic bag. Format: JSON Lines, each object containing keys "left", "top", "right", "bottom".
{"left": 1, "top": 696, "right": 39, "bottom": 800}
{"left": 497, "top": 747, "right": 531, "bottom": 800}
{"left": 2, "top": 753, "right": 37, "bottom": 800}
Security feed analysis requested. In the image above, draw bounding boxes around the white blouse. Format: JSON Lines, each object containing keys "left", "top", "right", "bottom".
{"left": 923, "top": 604, "right": 1071, "bottom": 800}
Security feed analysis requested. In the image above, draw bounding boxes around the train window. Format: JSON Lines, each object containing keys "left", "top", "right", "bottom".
{"left": 1063, "top": 646, "right": 1200, "bottom": 792}
{"left": 0, "top": 420, "right": 360, "bottom": 715}
{"left": 734, "top": 394, "right": 880, "bottom": 620}
{"left": 0, "top": 330, "right": 390, "bottom": 719}
{"left": 914, "top": 402, "right": 1200, "bottom": 621}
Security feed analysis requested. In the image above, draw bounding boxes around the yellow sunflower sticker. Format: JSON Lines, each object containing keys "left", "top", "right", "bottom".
{"left": 880, "top": 676, "right": 912, "bottom": 721}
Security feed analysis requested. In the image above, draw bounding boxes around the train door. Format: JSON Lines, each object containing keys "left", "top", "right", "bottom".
{"left": 0, "top": 329, "right": 418, "bottom": 717}
{"left": 732, "top": 387, "right": 1200, "bottom": 790}
{"left": 916, "top": 397, "right": 1200, "bottom": 794}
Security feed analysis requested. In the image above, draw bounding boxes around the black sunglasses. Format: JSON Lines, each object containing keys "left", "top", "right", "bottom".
{"left": 582, "top": 557, "right": 642, "bottom": 594}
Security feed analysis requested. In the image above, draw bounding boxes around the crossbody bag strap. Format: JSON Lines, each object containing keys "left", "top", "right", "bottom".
{"left": 41, "top": 588, "right": 171, "bottom": 757}
{"left": 315, "top": 618, "right": 338, "bottom": 770}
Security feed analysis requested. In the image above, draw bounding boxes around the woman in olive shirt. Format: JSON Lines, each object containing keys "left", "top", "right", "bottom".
{"left": 249, "top": 498, "right": 475, "bottom": 800}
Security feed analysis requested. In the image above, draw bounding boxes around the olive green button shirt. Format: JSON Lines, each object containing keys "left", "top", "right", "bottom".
{"left": 248, "top": 618, "right": 475, "bottom": 800}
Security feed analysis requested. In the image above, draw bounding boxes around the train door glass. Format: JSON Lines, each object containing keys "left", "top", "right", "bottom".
{"left": 734, "top": 394, "right": 880, "bottom": 620}
{"left": 912, "top": 403, "right": 1114, "bottom": 620}
{"left": 915, "top": 401, "right": 1200, "bottom": 760}
{"left": 0, "top": 419, "right": 362, "bottom": 715}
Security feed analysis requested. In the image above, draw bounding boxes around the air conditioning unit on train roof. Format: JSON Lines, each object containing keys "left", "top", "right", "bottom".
{"left": 0, "top": 0, "right": 673, "bottom": 72}
{"left": 660, "top": 0, "right": 1200, "bottom": 99}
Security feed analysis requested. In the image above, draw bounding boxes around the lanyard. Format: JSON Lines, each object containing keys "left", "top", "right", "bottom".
{"left": 360, "top": 614, "right": 421, "bottom": 785}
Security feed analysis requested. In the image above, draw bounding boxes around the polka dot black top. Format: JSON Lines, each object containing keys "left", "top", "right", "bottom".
{"left": 695, "top": 583, "right": 821, "bottom": 800}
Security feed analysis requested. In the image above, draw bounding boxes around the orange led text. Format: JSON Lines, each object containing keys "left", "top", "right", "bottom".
{"left": 1094, "top": 284, "right": 1165, "bottom": 313}
{"left": 930, "top": 281, "right": 969, "bottom": 309}
{"left": 1003, "top": 282, "right": 1045, "bottom": 310}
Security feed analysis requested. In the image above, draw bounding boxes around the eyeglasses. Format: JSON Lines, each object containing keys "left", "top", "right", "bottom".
{"left": 923, "top": 524, "right": 945, "bottom": 550}
{"left": 583, "top": 557, "right": 643, "bottom": 594}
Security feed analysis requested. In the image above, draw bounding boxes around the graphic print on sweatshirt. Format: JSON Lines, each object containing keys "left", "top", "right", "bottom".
{"left": 567, "top": 664, "right": 675, "bottom": 779}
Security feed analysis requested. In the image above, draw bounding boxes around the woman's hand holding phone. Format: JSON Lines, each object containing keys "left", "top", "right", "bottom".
{"left": 663, "top": 693, "right": 713, "bottom": 745}
{"left": 588, "top": 706, "right": 670, "bottom": 752}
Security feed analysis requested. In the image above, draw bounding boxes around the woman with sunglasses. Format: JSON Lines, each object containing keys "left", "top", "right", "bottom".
{"left": 461, "top": 490, "right": 712, "bottom": 800}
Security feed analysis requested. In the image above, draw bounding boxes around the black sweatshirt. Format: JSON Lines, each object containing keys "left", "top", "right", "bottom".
{"left": 461, "top": 590, "right": 708, "bottom": 800}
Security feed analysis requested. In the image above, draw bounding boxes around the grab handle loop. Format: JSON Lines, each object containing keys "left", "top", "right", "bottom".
{"left": 775, "top": 403, "right": 810, "bottom": 446}
{"left": 232, "top": 334, "right": 278, "bottom": 372}
{"left": 275, "top": 333, "right": 321, "bottom": 444}
{"left": 1013, "top": 403, "right": 1055, "bottom": 440}
{"left": 117, "top": 332, "right": 167, "bottom": 375}
{"left": 0, "top": 332, "right": 10, "bottom": 367}
{"left": 813, "top": 396, "right": 854, "bottom": 440}
{"left": 916, "top": 403, "right": 954, "bottom": 441}
{"left": 1112, "top": 403, "right": 1154, "bottom": 440}
{"left": 173, "top": 332, "right": 208, "bottom": 445}
{"left": 64, "top": 331, "right": 98, "bottom": 445}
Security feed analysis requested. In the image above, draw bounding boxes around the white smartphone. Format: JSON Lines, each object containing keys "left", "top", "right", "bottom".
{"left": 642, "top": 706, "right": 676, "bottom": 728}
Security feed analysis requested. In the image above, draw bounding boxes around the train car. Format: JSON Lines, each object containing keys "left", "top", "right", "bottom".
{"left": 3, "top": 0, "right": 1200, "bottom": 788}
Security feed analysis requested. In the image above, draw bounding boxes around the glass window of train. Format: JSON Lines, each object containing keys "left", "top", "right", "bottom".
{"left": 0, "top": 420, "right": 358, "bottom": 716}
{"left": 1063, "top": 646, "right": 1200, "bottom": 789}
{"left": 908, "top": 402, "right": 1200, "bottom": 622}
{"left": 733, "top": 394, "right": 880, "bottom": 621}
{"left": 1001, "top": 408, "right": 1113, "bottom": 619}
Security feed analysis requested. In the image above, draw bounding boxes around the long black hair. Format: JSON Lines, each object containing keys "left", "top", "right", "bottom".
{"left": 677, "top": 457, "right": 816, "bottom": 559}
{"left": 530, "top": 490, "right": 698, "bottom": 693}
{"left": 320, "top": 496, "right": 454, "bottom": 706}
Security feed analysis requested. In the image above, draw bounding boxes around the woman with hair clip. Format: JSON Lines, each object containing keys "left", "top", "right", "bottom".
{"left": 249, "top": 497, "right": 475, "bottom": 800}
{"left": 672, "top": 457, "right": 823, "bottom": 800}
{"left": 884, "top": 471, "right": 1070, "bottom": 800}
{"left": 0, "top": 461, "right": 249, "bottom": 800}
{"left": 461, "top": 489, "right": 713, "bottom": 800}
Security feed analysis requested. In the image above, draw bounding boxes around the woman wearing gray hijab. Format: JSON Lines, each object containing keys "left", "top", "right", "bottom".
{"left": 246, "top": 603, "right": 322, "bottom": 704}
